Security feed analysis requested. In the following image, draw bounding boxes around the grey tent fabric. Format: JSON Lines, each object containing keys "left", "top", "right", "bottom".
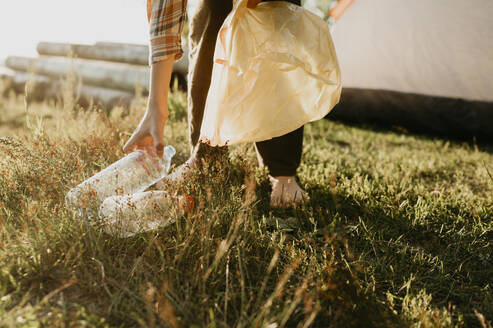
{"left": 329, "top": 89, "right": 493, "bottom": 140}
{"left": 327, "top": 0, "right": 493, "bottom": 141}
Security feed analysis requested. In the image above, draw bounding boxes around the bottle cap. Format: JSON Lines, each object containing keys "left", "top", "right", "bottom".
{"left": 179, "top": 195, "right": 194, "bottom": 212}
{"left": 163, "top": 145, "right": 176, "bottom": 159}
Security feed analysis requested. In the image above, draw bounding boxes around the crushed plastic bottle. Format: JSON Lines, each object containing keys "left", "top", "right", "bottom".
{"left": 98, "top": 191, "right": 194, "bottom": 237}
{"left": 66, "top": 145, "right": 176, "bottom": 218}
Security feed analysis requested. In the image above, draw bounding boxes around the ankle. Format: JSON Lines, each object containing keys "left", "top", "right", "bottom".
{"left": 269, "top": 175, "right": 296, "bottom": 183}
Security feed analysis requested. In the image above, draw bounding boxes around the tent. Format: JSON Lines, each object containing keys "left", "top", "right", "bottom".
{"left": 326, "top": 0, "right": 493, "bottom": 141}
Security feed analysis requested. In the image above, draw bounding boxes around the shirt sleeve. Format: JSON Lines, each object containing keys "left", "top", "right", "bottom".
{"left": 147, "top": 0, "right": 188, "bottom": 65}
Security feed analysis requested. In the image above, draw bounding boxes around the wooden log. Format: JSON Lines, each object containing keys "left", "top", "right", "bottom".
{"left": 0, "top": 70, "right": 14, "bottom": 97}
{"left": 37, "top": 42, "right": 149, "bottom": 66}
{"left": 0, "top": 66, "right": 14, "bottom": 76}
{"left": 77, "top": 84, "right": 134, "bottom": 108}
{"left": 93, "top": 42, "right": 189, "bottom": 77}
{"left": 5, "top": 56, "right": 150, "bottom": 93}
{"left": 7, "top": 72, "right": 133, "bottom": 108}
{"left": 0, "top": 67, "right": 14, "bottom": 83}
{"left": 0, "top": 73, "right": 13, "bottom": 84}
{"left": 37, "top": 41, "right": 189, "bottom": 77}
{"left": 95, "top": 41, "right": 147, "bottom": 51}
{"left": 10, "top": 73, "right": 52, "bottom": 96}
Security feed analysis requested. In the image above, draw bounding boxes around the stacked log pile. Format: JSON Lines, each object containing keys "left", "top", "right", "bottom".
{"left": 1, "top": 42, "right": 188, "bottom": 108}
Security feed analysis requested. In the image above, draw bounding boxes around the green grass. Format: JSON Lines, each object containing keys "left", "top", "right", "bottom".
{"left": 0, "top": 84, "right": 492, "bottom": 327}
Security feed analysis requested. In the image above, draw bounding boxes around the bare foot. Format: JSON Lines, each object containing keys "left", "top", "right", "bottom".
{"left": 269, "top": 175, "right": 309, "bottom": 208}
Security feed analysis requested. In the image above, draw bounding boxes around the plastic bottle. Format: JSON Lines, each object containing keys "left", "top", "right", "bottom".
{"left": 98, "top": 191, "right": 194, "bottom": 237}
{"left": 66, "top": 146, "right": 176, "bottom": 218}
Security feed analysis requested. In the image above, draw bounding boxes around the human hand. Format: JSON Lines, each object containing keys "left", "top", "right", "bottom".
{"left": 247, "top": 0, "right": 262, "bottom": 8}
{"left": 123, "top": 105, "right": 169, "bottom": 158}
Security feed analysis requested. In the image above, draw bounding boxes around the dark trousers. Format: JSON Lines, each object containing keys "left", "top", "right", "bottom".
{"left": 188, "top": 0, "right": 303, "bottom": 176}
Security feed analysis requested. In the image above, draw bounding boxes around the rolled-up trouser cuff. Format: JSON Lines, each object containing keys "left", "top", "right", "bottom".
{"left": 255, "top": 126, "right": 304, "bottom": 177}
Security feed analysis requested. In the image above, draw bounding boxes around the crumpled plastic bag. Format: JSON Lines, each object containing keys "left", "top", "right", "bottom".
{"left": 199, "top": 0, "right": 342, "bottom": 146}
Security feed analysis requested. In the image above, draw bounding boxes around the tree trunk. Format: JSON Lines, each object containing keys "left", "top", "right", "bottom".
{"left": 6, "top": 56, "right": 150, "bottom": 93}
{"left": 6, "top": 72, "right": 133, "bottom": 108}
{"left": 37, "top": 42, "right": 149, "bottom": 66}
{"left": 36, "top": 42, "right": 189, "bottom": 77}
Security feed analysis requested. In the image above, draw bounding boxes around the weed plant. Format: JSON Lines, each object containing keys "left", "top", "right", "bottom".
{"left": 0, "top": 81, "right": 492, "bottom": 327}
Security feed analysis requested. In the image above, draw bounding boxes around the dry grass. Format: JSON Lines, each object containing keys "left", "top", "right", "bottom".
{"left": 0, "top": 79, "right": 492, "bottom": 327}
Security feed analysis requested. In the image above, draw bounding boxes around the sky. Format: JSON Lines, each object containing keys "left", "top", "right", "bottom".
{"left": 0, "top": 0, "right": 150, "bottom": 63}
{"left": 0, "top": 0, "right": 321, "bottom": 65}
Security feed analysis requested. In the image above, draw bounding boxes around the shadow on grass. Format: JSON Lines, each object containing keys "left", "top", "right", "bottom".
{"left": 325, "top": 118, "right": 493, "bottom": 155}
{"left": 250, "top": 179, "right": 404, "bottom": 327}
{"left": 294, "top": 184, "right": 493, "bottom": 327}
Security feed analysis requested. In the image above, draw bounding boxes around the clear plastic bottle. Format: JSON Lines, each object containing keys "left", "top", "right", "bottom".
{"left": 66, "top": 146, "right": 176, "bottom": 218}
{"left": 98, "top": 191, "right": 194, "bottom": 237}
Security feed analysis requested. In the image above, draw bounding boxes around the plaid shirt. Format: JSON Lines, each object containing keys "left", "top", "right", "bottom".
{"left": 147, "top": 0, "right": 188, "bottom": 64}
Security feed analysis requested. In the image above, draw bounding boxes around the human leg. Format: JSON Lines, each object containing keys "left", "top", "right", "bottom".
{"left": 255, "top": 126, "right": 304, "bottom": 178}
{"left": 255, "top": 127, "right": 307, "bottom": 207}
{"left": 188, "top": 0, "right": 232, "bottom": 157}
{"left": 254, "top": 0, "right": 306, "bottom": 207}
{"left": 165, "top": 0, "right": 232, "bottom": 182}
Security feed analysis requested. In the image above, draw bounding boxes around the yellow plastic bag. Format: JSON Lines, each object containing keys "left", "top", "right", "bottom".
{"left": 199, "top": 0, "right": 342, "bottom": 146}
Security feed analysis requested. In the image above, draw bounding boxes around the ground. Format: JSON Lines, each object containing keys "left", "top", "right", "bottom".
{"left": 0, "top": 82, "right": 492, "bottom": 327}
